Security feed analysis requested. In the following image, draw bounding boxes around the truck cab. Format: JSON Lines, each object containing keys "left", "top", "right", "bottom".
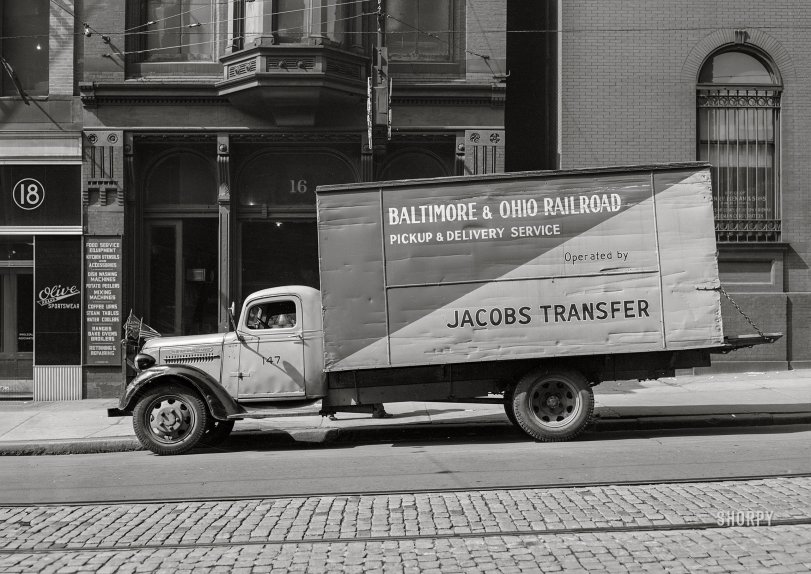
{"left": 112, "top": 286, "right": 325, "bottom": 455}
{"left": 226, "top": 286, "right": 325, "bottom": 400}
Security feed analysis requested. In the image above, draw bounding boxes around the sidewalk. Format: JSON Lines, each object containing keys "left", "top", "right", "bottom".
{"left": 0, "top": 369, "right": 809, "bottom": 455}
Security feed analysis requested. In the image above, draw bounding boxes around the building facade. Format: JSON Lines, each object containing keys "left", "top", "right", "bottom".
{"left": 521, "top": 1, "right": 810, "bottom": 371}
{"left": 1, "top": 0, "right": 507, "bottom": 399}
{"left": 4, "top": 1, "right": 801, "bottom": 401}
{"left": 0, "top": 1, "right": 84, "bottom": 399}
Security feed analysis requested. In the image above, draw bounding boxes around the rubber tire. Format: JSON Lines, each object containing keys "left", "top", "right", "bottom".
{"left": 133, "top": 383, "right": 209, "bottom": 455}
{"left": 511, "top": 369, "right": 594, "bottom": 442}
{"left": 503, "top": 388, "right": 519, "bottom": 428}
{"left": 201, "top": 419, "right": 235, "bottom": 447}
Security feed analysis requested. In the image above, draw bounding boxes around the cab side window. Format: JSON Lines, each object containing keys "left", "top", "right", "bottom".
{"left": 245, "top": 300, "right": 297, "bottom": 330}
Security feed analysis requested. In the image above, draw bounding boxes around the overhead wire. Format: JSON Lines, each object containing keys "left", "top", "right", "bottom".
{"left": 124, "top": 0, "right": 370, "bottom": 34}
{"left": 26, "top": 0, "right": 811, "bottom": 62}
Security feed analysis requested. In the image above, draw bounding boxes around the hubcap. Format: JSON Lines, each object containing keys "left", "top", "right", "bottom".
{"left": 529, "top": 379, "right": 582, "bottom": 428}
{"left": 147, "top": 396, "right": 195, "bottom": 443}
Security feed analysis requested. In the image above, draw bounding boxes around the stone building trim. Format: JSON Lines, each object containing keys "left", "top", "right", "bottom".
{"left": 681, "top": 28, "right": 795, "bottom": 84}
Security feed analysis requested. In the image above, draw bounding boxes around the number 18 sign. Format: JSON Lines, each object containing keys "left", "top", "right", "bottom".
{"left": 13, "top": 178, "right": 45, "bottom": 210}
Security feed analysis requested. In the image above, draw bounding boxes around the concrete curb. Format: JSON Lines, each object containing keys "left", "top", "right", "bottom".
{"left": 1, "top": 412, "right": 809, "bottom": 456}
{"left": 592, "top": 411, "right": 811, "bottom": 432}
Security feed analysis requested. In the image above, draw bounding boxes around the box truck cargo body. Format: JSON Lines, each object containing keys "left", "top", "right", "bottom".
{"left": 111, "top": 163, "right": 777, "bottom": 454}
{"left": 319, "top": 163, "right": 723, "bottom": 370}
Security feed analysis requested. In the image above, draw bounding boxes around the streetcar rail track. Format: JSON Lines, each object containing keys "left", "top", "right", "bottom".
{"left": 2, "top": 471, "right": 809, "bottom": 508}
{"left": 2, "top": 517, "right": 810, "bottom": 556}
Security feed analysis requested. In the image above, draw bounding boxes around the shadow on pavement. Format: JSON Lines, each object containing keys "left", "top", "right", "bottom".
{"left": 196, "top": 421, "right": 811, "bottom": 455}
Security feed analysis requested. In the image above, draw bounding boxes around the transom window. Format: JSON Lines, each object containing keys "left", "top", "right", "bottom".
{"left": 697, "top": 48, "right": 781, "bottom": 242}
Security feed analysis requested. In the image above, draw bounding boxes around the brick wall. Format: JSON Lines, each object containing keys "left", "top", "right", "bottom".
{"left": 49, "top": 0, "right": 74, "bottom": 95}
{"left": 557, "top": 1, "right": 811, "bottom": 370}
{"left": 80, "top": 0, "right": 126, "bottom": 83}
{"left": 466, "top": 0, "right": 507, "bottom": 82}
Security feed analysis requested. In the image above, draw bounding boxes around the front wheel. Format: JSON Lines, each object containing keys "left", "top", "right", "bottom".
{"left": 133, "top": 383, "right": 209, "bottom": 455}
{"left": 511, "top": 369, "right": 593, "bottom": 442}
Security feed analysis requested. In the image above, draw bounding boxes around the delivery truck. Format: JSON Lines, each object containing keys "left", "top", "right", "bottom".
{"left": 109, "top": 162, "right": 778, "bottom": 455}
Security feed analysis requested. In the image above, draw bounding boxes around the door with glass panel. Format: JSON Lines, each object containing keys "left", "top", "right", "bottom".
{"left": 145, "top": 219, "right": 218, "bottom": 336}
{"left": 0, "top": 267, "right": 33, "bottom": 398}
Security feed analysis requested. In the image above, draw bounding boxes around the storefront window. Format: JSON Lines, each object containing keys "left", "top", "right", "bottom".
{"left": 1, "top": 239, "right": 34, "bottom": 261}
{"left": 15, "top": 274, "right": 33, "bottom": 353}
{"left": 0, "top": 237, "right": 33, "bottom": 356}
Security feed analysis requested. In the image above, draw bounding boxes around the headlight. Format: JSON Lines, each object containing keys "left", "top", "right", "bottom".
{"left": 134, "top": 353, "right": 156, "bottom": 371}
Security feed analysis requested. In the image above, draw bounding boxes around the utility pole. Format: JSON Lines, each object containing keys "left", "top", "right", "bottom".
{"left": 369, "top": 0, "right": 391, "bottom": 155}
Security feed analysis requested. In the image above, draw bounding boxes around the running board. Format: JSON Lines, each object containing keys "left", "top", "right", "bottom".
{"left": 228, "top": 399, "right": 321, "bottom": 420}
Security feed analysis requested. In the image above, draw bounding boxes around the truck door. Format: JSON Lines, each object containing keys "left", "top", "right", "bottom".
{"left": 237, "top": 297, "right": 306, "bottom": 398}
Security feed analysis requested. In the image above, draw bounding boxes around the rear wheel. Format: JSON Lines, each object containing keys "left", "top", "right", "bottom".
{"left": 133, "top": 384, "right": 209, "bottom": 455}
{"left": 503, "top": 388, "right": 518, "bottom": 427}
{"left": 511, "top": 369, "right": 593, "bottom": 442}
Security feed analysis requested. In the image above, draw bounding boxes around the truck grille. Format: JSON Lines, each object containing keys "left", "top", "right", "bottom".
{"left": 163, "top": 351, "right": 219, "bottom": 364}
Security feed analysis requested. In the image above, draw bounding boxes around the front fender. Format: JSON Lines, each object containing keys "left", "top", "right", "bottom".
{"left": 112, "top": 365, "right": 243, "bottom": 421}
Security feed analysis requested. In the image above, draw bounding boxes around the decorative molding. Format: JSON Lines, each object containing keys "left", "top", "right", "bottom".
{"left": 392, "top": 83, "right": 506, "bottom": 107}
{"left": 217, "top": 134, "right": 231, "bottom": 204}
{"left": 133, "top": 133, "right": 217, "bottom": 145}
{"left": 455, "top": 132, "right": 466, "bottom": 176}
{"left": 216, "top": 45, "right": 368, "bottom": 125}
{"left": 83, "top": 130, "right": 123, "bottom": 208}
{"left": 389, "top": 133, "right": 457, "bottom": 144}
{"left": 682, "top": 29, "right": 795, "bottom": 85}
{"left": 0, "top": 226, "right": 83, "bottom": 235}
{"left": 232, "top": 132, "right": 363, "bottom": 144}
{"left": 80, "top": 82, "right": 228, "bottom": 107}
{"left": 123, "top": 133, "right": 134, "bottom": 206}
{"left": 698, "top": 90, "right": 780, "bottom": 109}
{"left": 716, "top": 219, "right": 781, "bottom": 243}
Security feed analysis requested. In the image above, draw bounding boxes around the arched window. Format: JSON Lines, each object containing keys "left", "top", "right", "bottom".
{"left": 145, "top": 151, "right": 217, "bottom": 206}
{"left": 698, "top": 48, "right": 781, "bottom": 242}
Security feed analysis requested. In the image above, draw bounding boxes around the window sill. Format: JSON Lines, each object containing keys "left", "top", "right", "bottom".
{"left": 128, "top": 62, "right": 222, "bottom": 79}
{"left": 390, "top": 62, "right": 464, "bottom": 78}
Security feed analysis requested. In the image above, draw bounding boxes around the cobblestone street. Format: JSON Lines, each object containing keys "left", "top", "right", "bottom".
{"left": 2, "top": 477, "right": 810, "bottom": 572}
